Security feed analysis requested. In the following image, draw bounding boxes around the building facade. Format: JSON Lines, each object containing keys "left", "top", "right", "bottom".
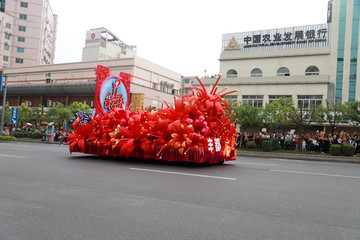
{"left": 82, "top": 28, "right": 136, "bottom": 62}
{"left": 195, "top": 0, "right": 359, "bottom": 107}
{"left": 0, "top": 0, "right": 57, "bottom": 68}
{"left": 0, "top": 56, "right": 181, "bottom": 110}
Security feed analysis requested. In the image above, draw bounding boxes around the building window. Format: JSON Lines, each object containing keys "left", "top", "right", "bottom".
{"left": 4, "top": 44, "right": 9, "bottom": 51}
{"left": 20, "top": 2, "right": 28, "bottom": 8}
{"left": 6, "top": 23, "right": 11, "bottom": 29}
{"left": 305, "top": 66, "right": 320, "bottom": 75}
{"left": 242, "top": 95, "right": 263, "bottom": 107}
{"left": 5, "top": 33, "right": 10, "bottom": 40}
{"left": 152, "top": 82, "right": 157, "bottom": 89}
{"left": 277, "top": 67, "right": 290, "bottom": 76}
{"left": 18, "top": 26, "right": 26, "bottom": 32}
{"left": 226, "top": 69, "right": 237, "bottom": 78}
{"left": 3, "top": 56, "right": 8, "bottom": 61}
{"left": 18, "top": 37, "right": 25, "bottom": 42}
{"left": 17, "top": 47, "right": 24, "bottom": 53}
{"left": 251, "top": 68, "right": 263, "bottom": 77}
{"left": 19, "top": 14, "right": 27, "bottom": 20}
{"left": 268, "top": 95, "right": 292, "bottom": 103}
{"left": 297, "top": 95, "right": 322, "bottom": 108}
{"left": 15, "top": 58, "right": 24, "bottom": 64}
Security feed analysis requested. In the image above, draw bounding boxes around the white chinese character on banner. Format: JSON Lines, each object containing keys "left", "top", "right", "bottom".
{"left": 207, "top": 138, "right": 214, "bottom": 152}
{"left": 214, "top": 138, "right": 221, "bottom": 152}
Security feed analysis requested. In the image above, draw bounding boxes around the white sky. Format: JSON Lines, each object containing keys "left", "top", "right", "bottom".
{"left": 49, "top": 0, "right": 329, "bottom": 77}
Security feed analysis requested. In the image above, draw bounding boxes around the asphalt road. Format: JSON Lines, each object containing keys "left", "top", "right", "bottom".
{"left": 0, "top": 142, "right": 359, "bottom": 240}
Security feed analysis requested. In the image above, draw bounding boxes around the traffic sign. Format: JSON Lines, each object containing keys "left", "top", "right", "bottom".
{"left": 10, "top": 107, "right": 18, "bottom": 124}
{"left": 0, "top": 69, "right": 3, "bottom": 91}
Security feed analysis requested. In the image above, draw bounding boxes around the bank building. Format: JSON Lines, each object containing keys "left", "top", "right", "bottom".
{"left": 194, "top": 0, "right": 359, "bottom": 108}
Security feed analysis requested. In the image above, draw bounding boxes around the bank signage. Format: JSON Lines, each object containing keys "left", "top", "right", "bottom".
{"left": 223, "top": 23, "right": 330, "bottom": 52}
{"left": 85, "top": 29, "right": 102, "bottom": 47}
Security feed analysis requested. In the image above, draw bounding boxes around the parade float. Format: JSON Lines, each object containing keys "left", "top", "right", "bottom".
{"left": 67, "top": 65, "right": 237, "bottom": 164}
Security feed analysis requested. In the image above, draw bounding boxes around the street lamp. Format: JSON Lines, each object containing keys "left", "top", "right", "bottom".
{"left": 0, "top": 69, "right": 8, "bottom": 136}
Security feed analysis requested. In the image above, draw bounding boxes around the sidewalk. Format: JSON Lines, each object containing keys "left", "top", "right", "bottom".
{"left": 237, "top": 150, "right": 360, "bottom": 164}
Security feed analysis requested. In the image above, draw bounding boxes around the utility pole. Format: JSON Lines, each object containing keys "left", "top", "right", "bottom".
{"left": 0, "top": 73, "right": 8, "bottom": 136}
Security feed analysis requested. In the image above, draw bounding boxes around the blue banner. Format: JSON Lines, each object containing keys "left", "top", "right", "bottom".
{"left": 10, "top": 107, "right": 18, "bottom": 124}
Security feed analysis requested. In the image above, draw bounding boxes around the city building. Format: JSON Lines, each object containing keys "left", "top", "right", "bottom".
{"left": 0, "top": 0, "right": 57, "bottom": 68}
{"left": 194, "top": 0, "right": 359, "bottom": 107}
{"left": 82, "top": 27, "right": 137, "bottom": 62}
{"left": 0, "top": 56, "right": 181, "bottom": 110}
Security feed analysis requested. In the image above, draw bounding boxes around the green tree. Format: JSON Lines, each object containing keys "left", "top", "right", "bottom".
{"left": 18, "top": 103, "right": 34, "bottom": 127}
{"left": 342, "top": 101, "right": 360, "bottom": 125}
{"left": 233, "top": 103, "right": 263, "bottom": 148}
{"left": 263, "top": 98, "right": 294, "bottom": 132}
{"left": 0, "top": 105, "right": 11, "bottom": 125}
{"left": 68, "top": 101, "right": 91, "bottom": 116}
{"left": 32, "top": 104, "right": 45, "bottom": 126}
{"left": 287, "top": 105, "right": 322, "bottom": 150}
{"left": 318, "top": 99, "right": 344, "bottom": 135}
{"left": 46, "top": 103, "right": 72, "bottom": 126}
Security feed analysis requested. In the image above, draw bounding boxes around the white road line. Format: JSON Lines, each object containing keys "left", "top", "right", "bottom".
{"left": 130, "top": 168, "right": 237, "bottom": 181}
{"left": 0, "top": 154, "right": 27, "bottom": 159}
{"left": 270, "top": 169, "right": 360, "bottom": 179}
{"left": 0, "top": 146, "right": 36, "bottom": 152}
{"left": 237, "top": 161, "right": 277, "bottom": 166}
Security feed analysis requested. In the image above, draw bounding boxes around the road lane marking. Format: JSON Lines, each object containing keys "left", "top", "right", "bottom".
{"left": 270, "top": 169, "right": 360, "bottom": 179}
{"left": 130, "top": 168, "right": 237, "bottom": 181}
{"left": 237, "top": 161, "right": 277, "bottom": 166}
{"left": 0, "top": 146, "right": 36, "bottom": 152}
{"left": 0, "top": 154, "right": 27, "bottom": 159}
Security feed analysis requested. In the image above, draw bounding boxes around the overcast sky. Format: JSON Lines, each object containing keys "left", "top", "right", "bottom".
{"left": 49, "top": 0, "right": 329, "bottom": 77}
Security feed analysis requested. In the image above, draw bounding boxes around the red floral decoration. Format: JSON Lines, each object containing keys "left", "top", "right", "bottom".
{"left": 68, "top": 74, "right": 238, "bottom": 164}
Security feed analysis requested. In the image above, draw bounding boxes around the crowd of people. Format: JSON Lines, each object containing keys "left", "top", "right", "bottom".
{"left": 236, "top": 130, "right": 360, "bottom": 154}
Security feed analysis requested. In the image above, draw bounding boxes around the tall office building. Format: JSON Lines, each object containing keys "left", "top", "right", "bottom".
{"left": 331, "top": 0, "right": 360, "bottom": 102}
{"left": 0, "top": 0, "right": 57, "bottom": 68}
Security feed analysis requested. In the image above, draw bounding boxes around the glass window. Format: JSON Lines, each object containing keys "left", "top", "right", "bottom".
{"left": 3, "top": 56, "right": 8, "bottom": 61}
{"left": 4, "top": 44, "right": 9, "bottom": 50}
{"left": 5, "top": 33, "right": 10, "bottom": 40}
{"left": 242, "top": 95, "right": 263, "bottom": 107}
{"left": 226, "top": 69, "right": 237, "bottom": 78}
{"left": 20, "top": 2, "right": 28, "bottom": 8}
{"left": 17, "top": 47, "right": 24, "bottom": 53}
{"left": 277, "top": 67, "right": 290, "bottom": 76}
{"left": 268, "top": 95, "right": 292, "bottom": 103}
{"left": 251, "top": 68, "right": 262, "bottom": 77}
{"left": 15, "top": 58, "right": 24, "bottom": 64}
{"left": 305, "top": 66, "right": 320, "bottom": 75}
{"left": 6, "top": 23, "right": 11, "bottom": 29}
{"left": 19, "top": 14, "right": 27, "bottom": 20}
{"left": 18, "top": 26, "right": 26, "bottom": 32}
{"left": 18, "top": 37, "right": 25, "bottom": 42}
{"left": 297, "top": 95, "right": 322, "bottom": 108}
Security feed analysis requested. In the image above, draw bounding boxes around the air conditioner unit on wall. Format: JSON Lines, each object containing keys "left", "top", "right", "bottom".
{"left": 90, "top": 101, "right": 94, "bottom": 108}
{"left": 25, "top": 101, "right": 32, "bottom": 107}
{"left": 5, "top": 102, "right": 9, "bottom": 106}
{"left": 47, "top": 100, "right": 52, "bottom": 107}
{"left": 51, "top": 79, "right": 56, "bottom": 83}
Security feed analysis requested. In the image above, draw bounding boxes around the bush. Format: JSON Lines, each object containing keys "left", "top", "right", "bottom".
{"left": 0, "top": 136, "right": 17, "bottom": 141}
{"left": 271, "top": 138, "right": 280, "bottom": 150}
{"left": 342, "top": 143, "right": 355, "bottom": 156}
{"left": 330, "top": 144, "right": 342, "bottom": 156}
{"left": 12, "top": 131, "right": 44, "bottom": 139}
{"left": 30, "top": 132, "right": 44, "bottom": 139}
{"left": 245, "top": 140, "right": 257, "bottom": 149}
{"left": 261, "top": 140, "right": 272, "bottom": 152}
